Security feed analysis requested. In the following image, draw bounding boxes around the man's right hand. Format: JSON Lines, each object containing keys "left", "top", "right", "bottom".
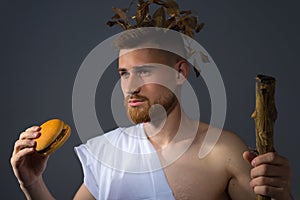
{"left": 10, "top": 126, "right": 49, "bottom": 189}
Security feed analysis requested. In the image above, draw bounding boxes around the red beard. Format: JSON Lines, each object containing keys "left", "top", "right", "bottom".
{"left": 124, "top": 91, "right": 177, "bottom": 124}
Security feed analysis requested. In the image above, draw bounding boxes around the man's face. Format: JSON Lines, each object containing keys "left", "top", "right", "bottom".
{"left": 118, "top": 48, "right": 179, "bottom": 124}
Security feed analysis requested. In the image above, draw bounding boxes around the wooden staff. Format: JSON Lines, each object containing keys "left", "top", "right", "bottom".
{"left": 251, "top": 75, "right": 277, "bottom": 200}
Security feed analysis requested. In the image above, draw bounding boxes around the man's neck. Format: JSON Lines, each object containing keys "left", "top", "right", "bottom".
{"left": 143, "top": 103, "right": 189, "bottom": 150}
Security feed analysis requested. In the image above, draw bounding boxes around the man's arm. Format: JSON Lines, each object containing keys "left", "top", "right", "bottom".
{"left": 74, "top": 183, "right": 95, "bottom": 200}
{"left": 20, "top": 177, "right": 55, "bottom": 200}
{"left": 219, "top": 131, "right": 256, "bottom": 199}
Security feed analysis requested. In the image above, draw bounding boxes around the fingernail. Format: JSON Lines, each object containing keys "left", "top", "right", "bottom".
{"left": 34, "top": 132, "right": 40, "bottom": 137}
{"left": 251, "top": 159, "right": 256, "bottom": 166}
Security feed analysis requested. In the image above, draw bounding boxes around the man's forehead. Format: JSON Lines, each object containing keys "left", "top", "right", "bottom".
{"left": 119, "top": 48, "right": 161, "bottom": 57}
{"left": 118, "top": 48, "right": 172, "bottom": 66}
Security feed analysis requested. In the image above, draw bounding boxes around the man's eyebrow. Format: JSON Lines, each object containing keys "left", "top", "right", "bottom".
{"left": 118, "top": 68, "right": 127, "bottom": 72}
{"left": 118, "top": 65, "right": 157, "bottom": 72}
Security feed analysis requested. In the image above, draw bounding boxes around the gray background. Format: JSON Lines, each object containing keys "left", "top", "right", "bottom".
{"left": 1, "top": 0, "right": 299, "bottom": 199}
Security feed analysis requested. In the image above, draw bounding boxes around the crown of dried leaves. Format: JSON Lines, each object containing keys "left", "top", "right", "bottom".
{"left": 106, "top": 0, "right": 204, "bottom": 38}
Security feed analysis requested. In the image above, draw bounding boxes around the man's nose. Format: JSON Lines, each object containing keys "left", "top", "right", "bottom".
{"left": 124, "top": 75, "right": 142, "bottom": 95}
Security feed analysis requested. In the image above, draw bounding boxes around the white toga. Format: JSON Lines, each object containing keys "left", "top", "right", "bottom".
{"left": 74, "top": 124, "right": 175, "bottom": 200}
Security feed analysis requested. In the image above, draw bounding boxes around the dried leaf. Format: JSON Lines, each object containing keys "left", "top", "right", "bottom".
{"left": 186, "top": 46, "right": 196, "bottom": 58}
{"left": 150, "top": 0, "right": 165, "bottom": 6}
{"left": 200, "top": 51, "right": 210, "bottom": 63}
{"left": 136, "top": 1, "right": 150, "bottom": 25}
{"left": 116, "top": 20, "right": 129, "bottom": 30}
{"left": 180, "top": 10, "right": 192, "bottom": 15}
{"left": 164, "top": 0, "right": 180, "bottom": 17}
{"left": 111, "top": 8, "right": 128, "bottom": 20}
{"left": 152, "top": 6, "right": 166, "bottom": 27}
{"left": 112, "top": 7, "right": 127, "bottom": 22}
{"left": 190, "top": 49, "right": 196, "bottom": 56}
{"left": 111, "top": 14, "right": 120, "bottom": 20}
{"left": 195, "top": 22, "right": 205, "bottom": 32}
{"left": 106, "top": 21, "right": 118, "bottom": 27}
{"left": 140, "top": 21, "right": 153, "bottom": 27}
{"left": 193, "top": 59, "right": 201, "bottom": 77}
{"left": 184, "top": 27, "right": 194, "bottom": 37}
{"left": 107, "top": 0, "right": 205, "bottom": 40}
{"left": 183, "top": 16, "right": 197, "bottom": 29}
{"left": 171, "top": 24, "right": 181, "bottom": 32}
{"left": 166, "top": 16, "right": 176, "bottom": 29}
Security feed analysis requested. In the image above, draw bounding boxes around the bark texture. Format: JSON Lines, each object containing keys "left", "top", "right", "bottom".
{"left": 252, "top": 75, "right": 277, "bottom": 200}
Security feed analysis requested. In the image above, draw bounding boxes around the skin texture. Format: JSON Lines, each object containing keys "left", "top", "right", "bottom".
{"left": 10, "top": 48, "right": 292, "bottom": 200}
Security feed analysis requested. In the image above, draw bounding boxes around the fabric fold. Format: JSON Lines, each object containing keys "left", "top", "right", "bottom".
{"left": 75, "top": 124, "right": 175, "bottom": 200}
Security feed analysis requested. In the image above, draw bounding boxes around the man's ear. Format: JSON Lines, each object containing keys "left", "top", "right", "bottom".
{"left": 175, "top": 60, "right": 190, "bottom": 85}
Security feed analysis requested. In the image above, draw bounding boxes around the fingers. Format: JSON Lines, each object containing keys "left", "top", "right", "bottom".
{"left": 243, "top": 150, "right": 257, "bottom": 163}
{"left": 19, "top": 126, "right": 41, "bottom": 140}
{"left": 13, "top": 139, "right": 36, "bottom": 153}
{"left": 251, "top": 152, "right": 290, "bottom": 167}
{"left": 251, "top": 164, "right": 283, "bottom": 178}
{"left": 250, "top": 176, "right": 288, "bottom": 188}
{"left": 247, "top": 152, "right": 292, "bottom": 199}
{"left": 12, "top": 126, "right": 41, "bottom": 156}
{"left": 253, "top": 185, "right": 285, "bottom": 199}
{"left": 11, "top": 147, "right": 35, "bottom": 165}
{"left": 250, "top": 152, "right": 291, "bottom": 183}
{"left": 25, "top": 126, "right": 40, "bottom": 132}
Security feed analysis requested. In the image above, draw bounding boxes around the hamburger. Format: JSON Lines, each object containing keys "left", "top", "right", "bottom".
{"left": 35, "top": 118, "right": 71, "bottom": 156}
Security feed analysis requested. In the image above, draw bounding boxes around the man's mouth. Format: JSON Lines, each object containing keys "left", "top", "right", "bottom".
{"left": 128, "top": 99, "right": 145, "bottom": 107}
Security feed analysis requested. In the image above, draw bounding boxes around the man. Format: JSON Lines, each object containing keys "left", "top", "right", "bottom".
{"left": 11, "top": 27, "right": 292, "bottom": 199}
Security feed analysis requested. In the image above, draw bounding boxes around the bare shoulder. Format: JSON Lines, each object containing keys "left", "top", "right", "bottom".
{"left": 196, "top": 122, "right": 254, "bottom": 198}
{"left": 217, "top": 128, "right": 249, "bottom": 154}
{"left": 197, "top": 121, "right": 249, "bottom": 153}
{"left": 196, "top": 121, "right": 251, "bottom": 173}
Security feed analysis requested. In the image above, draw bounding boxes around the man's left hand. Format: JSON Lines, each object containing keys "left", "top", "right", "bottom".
{"left": 243, "top": 151, "right": 293, "bottom": 200}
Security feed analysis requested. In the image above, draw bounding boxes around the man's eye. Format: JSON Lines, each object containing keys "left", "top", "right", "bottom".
{"left": 137, "top": 70, "right": 151, "bottom": 77}
{"left": 120, "top": 71, "right": 130, "bottom": 78}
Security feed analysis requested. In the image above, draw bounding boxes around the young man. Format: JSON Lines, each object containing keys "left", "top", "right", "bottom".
{"left": 11, "top": 29, "right": 292, "bottom": 199}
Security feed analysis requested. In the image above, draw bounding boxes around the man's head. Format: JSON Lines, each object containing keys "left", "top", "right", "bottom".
{"left": 115, "top": 28, "right": 190, "bottom": 124}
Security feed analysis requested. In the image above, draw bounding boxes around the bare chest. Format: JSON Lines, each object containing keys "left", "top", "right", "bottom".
{"left": 163, "top": 154, "right": 230, "bottom": 200}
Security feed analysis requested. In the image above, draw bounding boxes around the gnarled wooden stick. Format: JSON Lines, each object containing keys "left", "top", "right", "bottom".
{"left": 251, "top": 75, "right": 277, "bottom": 200}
